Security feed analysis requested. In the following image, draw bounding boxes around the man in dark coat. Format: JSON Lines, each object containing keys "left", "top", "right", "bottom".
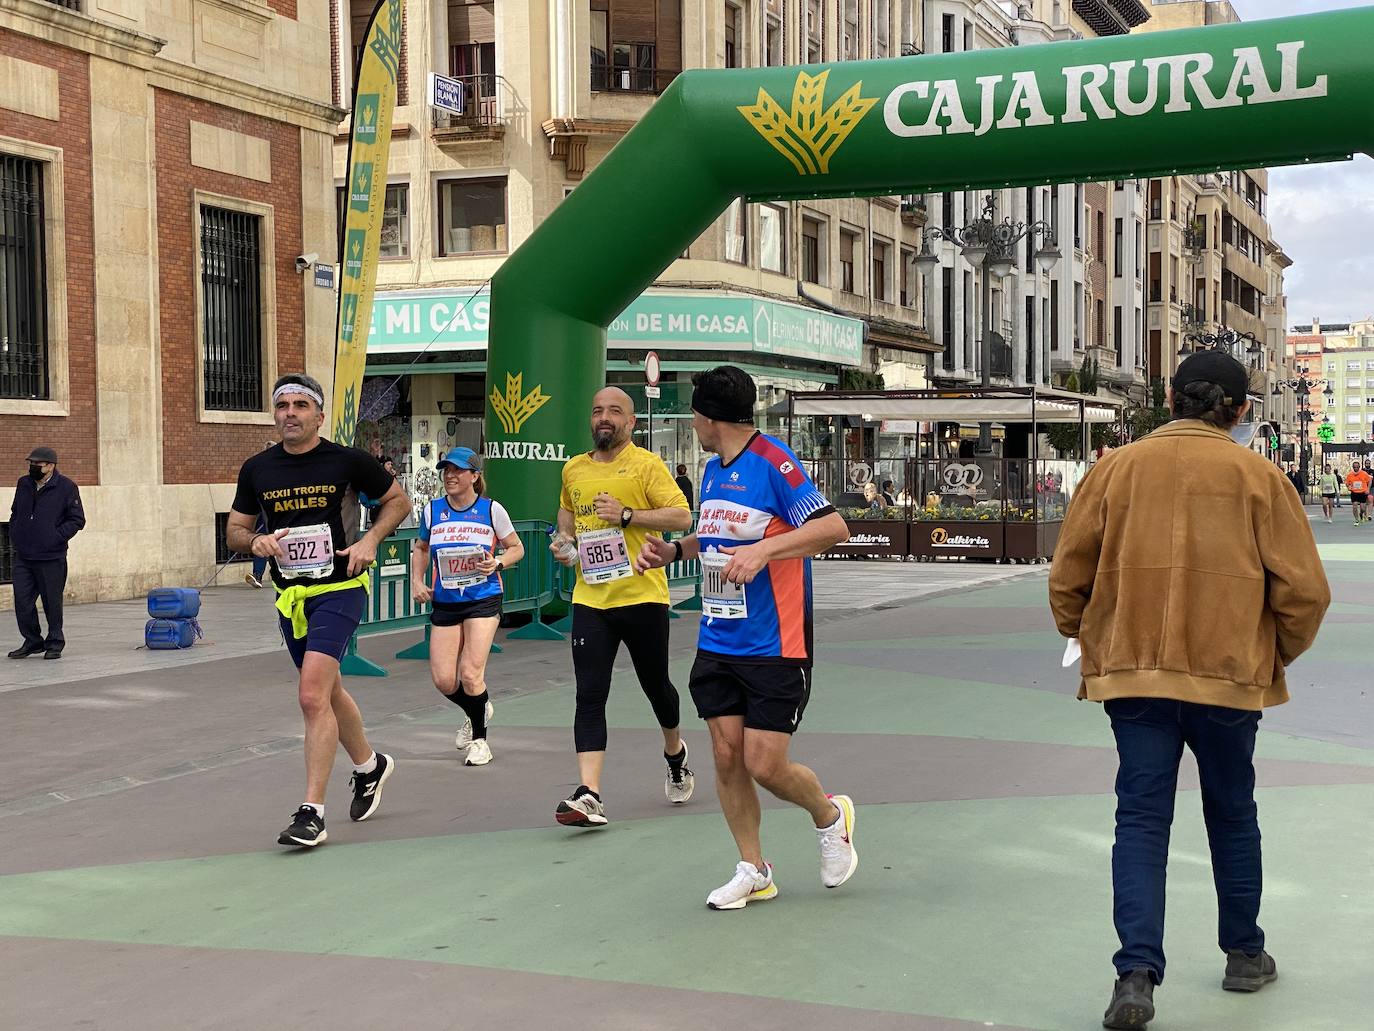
{"left": 9, "top": 446, "right": 85, "bottom": 659}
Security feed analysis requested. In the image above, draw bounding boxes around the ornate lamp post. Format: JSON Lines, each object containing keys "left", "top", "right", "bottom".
{"left": 1272, "top": 374, "right": 1334, "bottom": 483}
{"left": 914, "top": 193, "right": 1060, "bottom": 452}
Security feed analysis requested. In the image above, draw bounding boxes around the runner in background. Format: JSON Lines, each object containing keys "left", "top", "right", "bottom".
{"left": 1344, "top": 460, "right": 1371, "bottom": 525}
{"left": 549, "top": 387, "right": 695, "bottom": 827}
{"left": 1318, "top": 465, "right": 1339, "bottom": 523}
{"left": 411, "top": 447, "right": 523, "bottom": 767}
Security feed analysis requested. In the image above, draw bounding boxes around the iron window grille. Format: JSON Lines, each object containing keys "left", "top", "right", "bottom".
{"left": 215, "top": 512, "right": 250, "bottom": 564}
{"left": 200, "top": 205, "right": 263, "bottom": 412}
{"left": 0, "top": 155, "right": 50, "bottom": 400}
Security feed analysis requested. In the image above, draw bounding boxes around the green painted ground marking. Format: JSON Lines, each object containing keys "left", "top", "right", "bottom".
{"left": 820, "top": 631, "right": 1062, "bottom": 653}
{"left": 3, "top": 786, "right": 1370, "bottom": 1030}
{"left": 430, "top": 657, "right": 1374, "bottom": 767}
{"left": 1317, "top": 544, "right": 1374, "bottom": 562}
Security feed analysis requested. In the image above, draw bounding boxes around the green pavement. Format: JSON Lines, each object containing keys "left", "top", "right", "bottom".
{"left": 4, "top": 786, "right": 1371, "bottom": 1029}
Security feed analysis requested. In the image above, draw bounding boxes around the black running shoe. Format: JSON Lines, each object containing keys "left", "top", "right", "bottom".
{"left": 1223, "top": 949, "right": 1278, "bottom": 992}
{"left": 349, "top": 753, "right": 394, "bottom": 822}
{"left": 278, "top": 805, "right": 327, "bottom": 848}
{"left": 1102, "top": 969, "right": 1155, "bottom": 1029}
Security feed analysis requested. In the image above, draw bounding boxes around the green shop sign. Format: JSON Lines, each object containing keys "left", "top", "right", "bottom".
{"left": 363, "top": 290, "right": 863, "bottom": 367}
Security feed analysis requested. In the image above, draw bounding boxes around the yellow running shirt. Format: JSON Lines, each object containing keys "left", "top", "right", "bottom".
{"left": 559, "top": 443, "right": 690, "bottom": 609}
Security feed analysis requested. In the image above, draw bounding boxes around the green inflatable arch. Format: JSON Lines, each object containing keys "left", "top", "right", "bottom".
{"left": 485, "top": 6, "right": 1374, "bottom": 519}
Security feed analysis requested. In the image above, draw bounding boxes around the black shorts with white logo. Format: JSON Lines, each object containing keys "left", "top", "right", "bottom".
{"left": 688, "top": 653, "right": 812, "bottom": 735}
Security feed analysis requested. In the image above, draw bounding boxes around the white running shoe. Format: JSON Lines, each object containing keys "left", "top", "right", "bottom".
{"left": 817, "top": 793, "right": 858, "bottom": 888}
{"left": 665, "top": 743, "right": 695, "bottom": 804}
{"left": 707, "top": 861, "right": 778, "bottom": 910}
{"left": 455, "top": 699, "right": 495, "bottom": 750}
{"left": 555, "top": 787, "right": 607, "bottom": 827}
{"left": 465, "top": 739, "right": 493, "bottom": 766}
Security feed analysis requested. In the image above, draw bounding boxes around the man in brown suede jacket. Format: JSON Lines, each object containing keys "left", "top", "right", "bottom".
{"left": 1049, "top": 350, "right": 1329, "bottom": 1031}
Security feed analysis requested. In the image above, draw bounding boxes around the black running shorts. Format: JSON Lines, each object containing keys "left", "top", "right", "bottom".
{"left": 431, "top": 596, "right": 502, "bottom": 626}
{"left": 1352, "top": 492, "right": 1368, "bottom": 505}
{"left": 688, "top": 653, "right": 812, "bottom": 735}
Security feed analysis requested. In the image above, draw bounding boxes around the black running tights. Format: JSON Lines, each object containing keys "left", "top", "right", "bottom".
{"left": 570, "top": 603, "right": 679, "bottom": 752}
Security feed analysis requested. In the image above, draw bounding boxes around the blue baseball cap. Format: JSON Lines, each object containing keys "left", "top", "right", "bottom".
{"left": 437, "top": 446, "right": 482, "bottom": 472}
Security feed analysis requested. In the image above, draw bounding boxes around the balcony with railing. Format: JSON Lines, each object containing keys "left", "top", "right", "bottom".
{"left": 900, "top": 194, "right": 928, "bottom": 227}
{"left": 592, "top": 63, "right": 675, "bottom": 95}
{"left": 42, "top": 0, "right": 83, "bottom": 9}
{"left": 431, "top": 73, "right": 511, "bottom": 143}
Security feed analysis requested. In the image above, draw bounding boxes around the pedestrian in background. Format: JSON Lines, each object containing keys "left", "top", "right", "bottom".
{"left": 674, "top": 463, "right": 695, "bottom": 510}
{"left": 8, "top": 447, "right": 85, "bottom": 660}
{"left": 1317, "top": 464, "right": 1339, "bottom": 523}
{"left": 1050, "top": 351, "right": 1329, "bottom": 1030}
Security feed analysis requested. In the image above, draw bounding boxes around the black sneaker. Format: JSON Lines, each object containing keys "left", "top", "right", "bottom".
{"left": 277, "top": 805, "right": 327, "bottom": 848}
{"left": 1223, "top": 949, "right": 1278, "bottom": 992}
{"left": 349, "top": 753, "right": 394, "bottom": 822}
{"left": 1103, "top": 969, "right": 1155, "bottom": 1029}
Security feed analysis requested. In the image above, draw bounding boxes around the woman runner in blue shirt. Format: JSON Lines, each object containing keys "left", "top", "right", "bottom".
{"left": 411, "top": 447, "right": 523, "bottom": 766}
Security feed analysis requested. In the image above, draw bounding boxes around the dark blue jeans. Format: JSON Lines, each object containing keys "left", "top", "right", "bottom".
{"left": 1105, "top": 697, "right": 1265, "bottom": 984}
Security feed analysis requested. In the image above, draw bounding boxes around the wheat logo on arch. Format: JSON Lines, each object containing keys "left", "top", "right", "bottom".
{"left": 490, "top": 371, "right": 552, "bottom": 435}
{"left": 738, "top": 69, "right": 878, "bottom": 176}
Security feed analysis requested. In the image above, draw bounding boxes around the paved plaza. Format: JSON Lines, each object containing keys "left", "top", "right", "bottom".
{"left": 1, "top": 523, "right": 1369, "bottom": 1030}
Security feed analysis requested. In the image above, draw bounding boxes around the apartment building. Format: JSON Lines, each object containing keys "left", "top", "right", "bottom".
{"left": 917, "top": 2, "right": 1150, "bottom": 414}
{"left": 331, "top": 0, "right": 1163, "bottom": 486}
{"left": 1289, "top": 319, "right": 1374, "bottom": 458}
{"left": 1134, "top": 0, "right": 1297, "bottom": 440}
{"left": 0, "top": 0, "right": 338, "bottom": 603}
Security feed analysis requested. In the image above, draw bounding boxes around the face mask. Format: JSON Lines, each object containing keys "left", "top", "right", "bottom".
{"left": 28, "top": 464, "right": 45, "bottom": 480}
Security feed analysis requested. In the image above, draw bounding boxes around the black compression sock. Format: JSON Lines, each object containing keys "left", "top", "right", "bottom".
{"left": 444, "top": 687, "right": 468, "bottom": 707}
{"left": 665, "top": 745, "right": 687, "bottom": 769}
{"left": 457, "top": 690, "right": 490, "bottom": 739}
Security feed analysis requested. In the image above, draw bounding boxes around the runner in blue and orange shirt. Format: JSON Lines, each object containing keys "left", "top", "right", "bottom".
{"left": 637, "top": 365, "right": 859, "bottom": 911}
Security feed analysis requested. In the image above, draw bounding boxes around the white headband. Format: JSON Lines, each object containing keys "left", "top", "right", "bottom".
{"left": 273, "top": 383, "right": 324, "bottom": 408}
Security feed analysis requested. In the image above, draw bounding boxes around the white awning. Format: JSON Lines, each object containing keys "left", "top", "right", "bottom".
{"left": 789, "top": 396, "right": 1118, "bottom": 423}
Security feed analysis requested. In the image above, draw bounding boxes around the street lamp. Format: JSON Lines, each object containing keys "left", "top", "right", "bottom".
{"left": 1273, "top": 373, "right": 1333, "bottom": 484}
{"left": 915, "top": 193, "right": 1060, "bottom": 452}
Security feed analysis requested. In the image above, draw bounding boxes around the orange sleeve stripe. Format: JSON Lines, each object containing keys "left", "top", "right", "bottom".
{"left": 764, "top": 516, "right": 808, "bottom": 659}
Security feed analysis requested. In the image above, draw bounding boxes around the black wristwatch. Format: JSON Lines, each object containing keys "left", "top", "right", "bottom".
{"left": 620, "top": 507, "right": 633, "bottom": 528}
{"left": 672, "top": 540, "right": 683, "bottom": 562}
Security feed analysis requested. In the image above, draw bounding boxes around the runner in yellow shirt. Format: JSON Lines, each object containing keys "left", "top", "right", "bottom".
{"left": 549, "top": 386, "right": 694, "bottom": 826}
{"left": 1345, "top": 461, "right": 1372, "bottom": 525}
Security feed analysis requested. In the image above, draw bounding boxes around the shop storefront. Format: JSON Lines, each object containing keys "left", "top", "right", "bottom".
{"left": 358, "top": 288, "right": 867, "bottom": 509}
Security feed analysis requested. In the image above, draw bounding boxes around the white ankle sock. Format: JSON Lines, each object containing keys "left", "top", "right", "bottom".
{"left": 353, "top": 752, "right": 378, "bottom": 774}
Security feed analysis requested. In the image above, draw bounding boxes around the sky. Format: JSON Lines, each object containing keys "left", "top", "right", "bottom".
{"left": 1223, "top": 0, "right": 1374, "bottom": 329}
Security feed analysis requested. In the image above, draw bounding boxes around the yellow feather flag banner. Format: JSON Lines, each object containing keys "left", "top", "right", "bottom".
{"left": 330, "top": 0, "right": 404, "bottom": 446}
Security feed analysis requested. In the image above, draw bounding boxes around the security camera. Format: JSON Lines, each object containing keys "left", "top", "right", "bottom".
{"left": 295, "top": 253, "right": 319, "bottom": 273}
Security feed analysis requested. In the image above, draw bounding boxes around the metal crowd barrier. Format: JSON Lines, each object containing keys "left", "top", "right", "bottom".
{"left": 340, "top": 520, "right": 573, "bottom": 676}
{"left": 340, "top": 518, "right": 705, "bottom": 677}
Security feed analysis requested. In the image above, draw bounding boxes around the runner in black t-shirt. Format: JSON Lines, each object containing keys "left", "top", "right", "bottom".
{"left": 227, "top": 373, "right": 411, "bottom": 848}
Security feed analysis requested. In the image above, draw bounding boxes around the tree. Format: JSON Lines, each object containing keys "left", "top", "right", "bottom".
{"left": 1128, "top": 377, "right": 1170, "bottom": 441}
{"left": 840, "top": 368, "right": 885, "bottom": 391}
